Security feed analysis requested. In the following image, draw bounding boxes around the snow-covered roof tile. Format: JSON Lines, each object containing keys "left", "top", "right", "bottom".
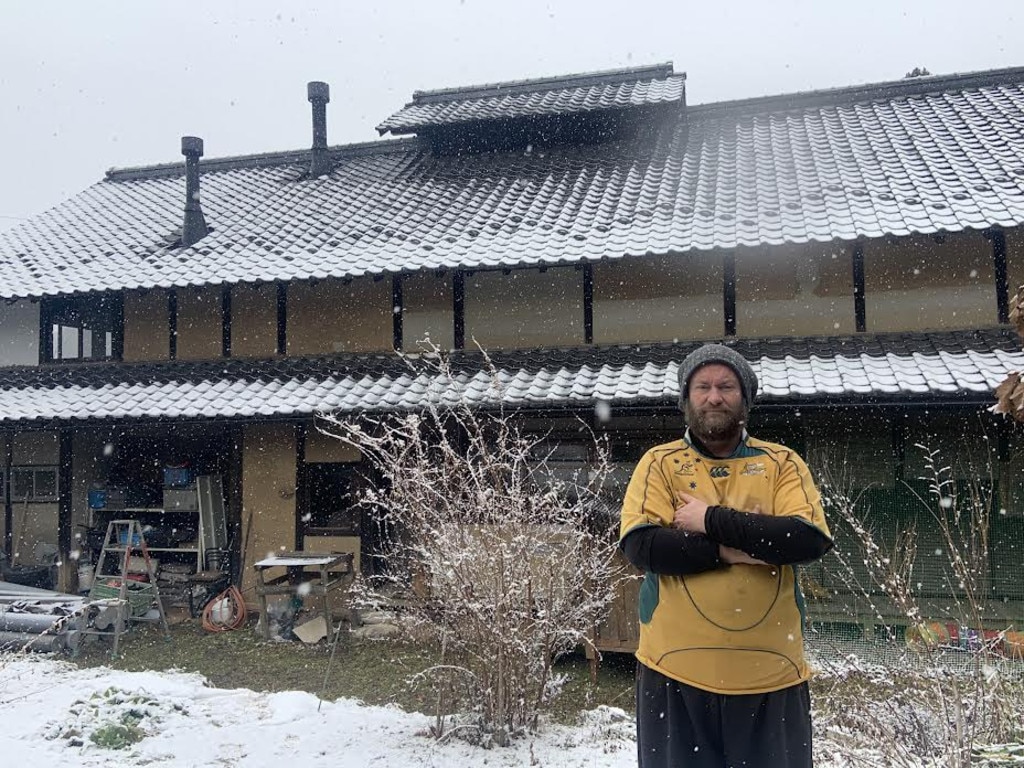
{"left": 376, "top": 63, "right": 685, "bottom": 135}
{"left": 4, "top": 67, "right": 1024, "bottom": 299}
{"left": 0, "top": 329, "right": 1015, "bottom": 425}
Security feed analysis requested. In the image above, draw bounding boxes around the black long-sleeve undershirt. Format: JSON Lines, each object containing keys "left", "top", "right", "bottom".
{"left": 620, "top": 526, "right": 722, "bottom": 575}
{"left": 705, "top": 505, "right": 833, "bottom": 565}
{"left": 620, "top": 507, "right": 833, "bottom": 574}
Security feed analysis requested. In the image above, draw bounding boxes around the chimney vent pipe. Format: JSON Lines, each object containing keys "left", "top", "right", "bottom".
{"left": 307, "top": 81, "right": 331, "bottom": 177}
{"left": 181, "top": 136, "right": 209, "bottom": 246}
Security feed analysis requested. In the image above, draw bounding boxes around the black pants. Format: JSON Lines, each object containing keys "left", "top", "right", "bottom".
{"left": 635, "top": 663, "right": 813, "bottom": 768}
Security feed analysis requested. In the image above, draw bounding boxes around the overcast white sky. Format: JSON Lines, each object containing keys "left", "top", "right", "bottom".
{"left": 1, "top": 0, "right": 1021, "bottom": 233}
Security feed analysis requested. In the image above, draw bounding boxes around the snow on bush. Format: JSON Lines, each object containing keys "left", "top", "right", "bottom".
{"left": 810, "top": 441, "right": 1024, "bottom": 767}
{"left": 316, "top": 347, "right": 628, "bottom": 746}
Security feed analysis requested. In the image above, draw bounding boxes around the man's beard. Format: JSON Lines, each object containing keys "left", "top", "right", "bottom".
{"left": 684, "top": 400, "right": 747, "bottom": 442}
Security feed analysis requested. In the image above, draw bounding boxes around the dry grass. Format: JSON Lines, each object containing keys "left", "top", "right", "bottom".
{"left": 69, "top": 614, "right": 637, "bottom": 726}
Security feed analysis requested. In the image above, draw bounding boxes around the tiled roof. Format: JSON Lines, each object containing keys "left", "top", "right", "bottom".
{"left": 3, "top": 67, "right": 1024, "bottom": 300}
{"left": 376, "top": 63, "right": 684, "bottom": 135}
{"left": 0, "top": 329, "right": 1017, "bottom": 426}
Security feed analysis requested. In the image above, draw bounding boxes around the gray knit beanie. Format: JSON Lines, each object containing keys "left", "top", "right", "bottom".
{"left": 677, "top": 344, "right": 758, "bottom": 408}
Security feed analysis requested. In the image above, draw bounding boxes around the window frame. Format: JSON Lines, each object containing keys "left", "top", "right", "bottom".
{"left": 40, "top": 293, "right": 124, "bottom": 363}
{"left": 8, "top": 465, "right": 60, "bottom": 503}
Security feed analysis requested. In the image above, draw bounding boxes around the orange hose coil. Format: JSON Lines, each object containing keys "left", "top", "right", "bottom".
{"left": 201, "top": 585, "right": 248, "bottom": 632}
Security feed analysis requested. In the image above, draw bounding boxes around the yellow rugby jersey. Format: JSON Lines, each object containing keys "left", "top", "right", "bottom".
{"left": 619, "top": 433, "right": 831, "bottom": 695}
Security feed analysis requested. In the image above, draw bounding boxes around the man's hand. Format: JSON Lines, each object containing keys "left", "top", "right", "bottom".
{"left": 673, "top": 493, "right": 709, "bottom": 533}
{"left": 719, "top": 545, "right": 767, "bottom": 566}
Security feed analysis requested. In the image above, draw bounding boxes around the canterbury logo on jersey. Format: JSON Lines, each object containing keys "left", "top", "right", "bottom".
{"left": 709, "top": 466, "right": 730, "bottom": 478}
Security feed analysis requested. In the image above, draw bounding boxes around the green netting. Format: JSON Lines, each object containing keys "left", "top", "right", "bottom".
{"left": 804, "top": 476, "right": 1024, "bottom": 672}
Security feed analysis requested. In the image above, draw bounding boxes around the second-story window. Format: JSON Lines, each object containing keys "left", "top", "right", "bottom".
{"left": 8, "top": 465, "right": 59, "bottom": 502}
{"left": 42, "top": 294, "right": 123, "bottom": 362}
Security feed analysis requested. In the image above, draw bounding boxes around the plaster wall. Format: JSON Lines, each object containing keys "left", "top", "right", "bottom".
{"left": 287, "top": 278, "right": 391, "bottom": 355}
{"left": 232, "top": 283, "right": 278, "bottom": 358}
{"left": 304, "top": 429, "right": 361, "bottom": 463}
{"left": 240, "top": 423, "right": 297, "bottom": 602}
{"left": 865, "top": 232, "right": 997, "bottom": 332}
{"left": 176, "top": 285, "right": 223, "bottom": 360}
{"left": 402, "top": 272, "right": 453, "bottom": 351}
{"left": 465, "top": 267, "right": 583, "bottom": 349}
{"left": 123, "top": 290, "right": 169, "bottom": 361}
{"left": 12, "top": 431, "right": 59, "bottom": 464}
{"left": 8, "top": 430, "right": 60, "bottom": 565}
{"left": 735, "top": 244, "right": 854, "bottom": 337}
{"left": 10, "top": 502, "right": 57, "bottom": 565}
{"left": 593, "top": 254, "right": 722, "bottom": 343}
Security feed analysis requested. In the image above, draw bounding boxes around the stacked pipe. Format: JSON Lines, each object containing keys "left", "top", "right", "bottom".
{"left": 0, "top": 606, "right": 82, "bottom": 653}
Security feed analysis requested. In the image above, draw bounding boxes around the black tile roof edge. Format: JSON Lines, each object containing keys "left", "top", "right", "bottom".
{"left": 0, "top": 326, "right": 1017, "bottom": 391}
{"left": 407, "top": 62, "right": 680, "bottom": 105}
{"left": 688, "top": 64, "right": 1024, "bottom": 118}
{"left": 104, "top": 136, "right": 423, "bottom": 182}
{"left": 0, "top": 390, "right": 1000, "bottom": 431}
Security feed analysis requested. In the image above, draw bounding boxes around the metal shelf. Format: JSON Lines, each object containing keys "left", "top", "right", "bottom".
{"left": 100, "top": 546, "right": 199, "bottom": 554}
{"left": 90, "top": 500, "right": 203, "bottom": 572}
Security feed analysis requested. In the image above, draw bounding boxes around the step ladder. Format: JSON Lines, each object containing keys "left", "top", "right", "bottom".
{"left": 85, "top": 519, "right": 170, "bottom": 656}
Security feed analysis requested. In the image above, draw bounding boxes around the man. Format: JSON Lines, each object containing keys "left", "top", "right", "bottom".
{"left": 619, "top": 343, "right": 833, "bottom": 768}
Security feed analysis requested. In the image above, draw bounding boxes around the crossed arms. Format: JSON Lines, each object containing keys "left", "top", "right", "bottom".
{"left": 619, "top": 456, "right": 833, "bottom": 576}
{"left": 621, "top": 503, "right": 832, "bottom": 575}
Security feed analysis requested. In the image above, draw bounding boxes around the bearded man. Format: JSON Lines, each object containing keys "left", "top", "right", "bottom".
{"left": 619, "top": 343, "right": 833, "bottom": 768}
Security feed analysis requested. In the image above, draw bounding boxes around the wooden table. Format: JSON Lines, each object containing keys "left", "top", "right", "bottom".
{"left": 253, "top": 552, "right": 354, "bottom": 640}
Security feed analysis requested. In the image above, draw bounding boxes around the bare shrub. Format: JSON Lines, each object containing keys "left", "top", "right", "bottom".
{"left": 810, "top": 442, "right": 1024, "bottom": 767}
{"left": 316, "top": 348, "right": 625, "bottom": 746}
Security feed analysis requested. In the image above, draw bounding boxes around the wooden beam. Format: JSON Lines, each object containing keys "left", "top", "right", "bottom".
{"left": 38, "top": 299, "right": 53, "bottom": 362}
{"left": 583, "top": 263, "right": 594, "bottom": 344}
{"left": 852, "top": 241, "right": 866, "bottom": 332}
{"left": 723, "top": 252, "right": 736, "bottom": 336}
{"left": 221, "top": 286, "right": 232, "bottom": 357}
{"left": 112, "top": 295, "right": 125, "bottom": 361}
{"left": 392, "top": 274, "right": 403, "bottom": 351}
{"left": 3, "top": 435, "right": 11, "bottom": 558}
{"left": 276, "top": 283, "right": 288, "bottom": 355}
{"left": 58, "top": 430, "right": 73, "bottom": 572}
{"left": 168, "top": 289, "right": 178, "bottom": 360}
{"left": 992, "top": 229, "right": 1009, "bottom": 324}
{"left": 295, "top": 423, "right": 307, "bottom": 552}
{"left": 453, "top": 271, "right": 465, "bottom": 349}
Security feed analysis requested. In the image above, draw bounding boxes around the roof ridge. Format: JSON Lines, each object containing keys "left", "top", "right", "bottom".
{"left": 689, "top": 64, "right": 1024, "bottom": 117}
{"left": 104, "top": 136, "right": 423, "bottom": 181}
{"left": 409, "top": 62, "right": 679, "bottom": 105}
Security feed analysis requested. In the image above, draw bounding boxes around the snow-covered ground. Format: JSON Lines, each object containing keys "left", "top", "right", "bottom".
{"left": 3, "top": 653, "right": 1020, "bottom": 767}
{"left": 0, "top": 654, "right": 636, "bottom": 767}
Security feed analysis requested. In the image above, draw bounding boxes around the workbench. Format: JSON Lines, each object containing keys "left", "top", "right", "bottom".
{"left": 253, "top": 552, "right": 354, "bottom": 640}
